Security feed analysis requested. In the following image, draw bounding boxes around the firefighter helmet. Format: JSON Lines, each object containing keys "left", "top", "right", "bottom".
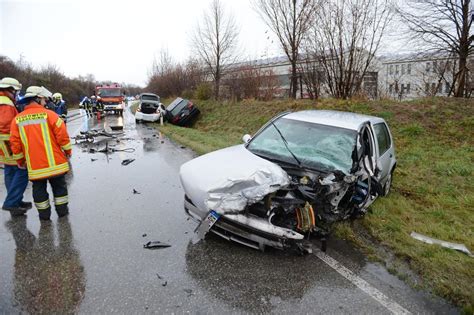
{"left": 24, "top": 86, "right": 53, "bottom": 99}
{"left": 0, "top": 77, "right": 22, "bottom": 91}
{"left": 53, "top": 92, "right": 63, "bottom": 101}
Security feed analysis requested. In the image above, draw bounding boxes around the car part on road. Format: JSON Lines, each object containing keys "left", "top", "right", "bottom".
{"left": 133, "top": 189, "right": 141, "bottom": 194}
{"left": 143, "top": 241, "right": 171, "bottom": 249}
{"left": 410, "top": 232, "right": 473, "bottom": 257}
{"left": 110, "top": 125, "right": 123, "bottom": 131}
{"left": 121, "top": 159, "right": 135, "bottom": 166}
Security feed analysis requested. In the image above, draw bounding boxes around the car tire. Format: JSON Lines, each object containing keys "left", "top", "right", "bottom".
{"left": 382, "top": 170, "right": 393, "bottom": 197}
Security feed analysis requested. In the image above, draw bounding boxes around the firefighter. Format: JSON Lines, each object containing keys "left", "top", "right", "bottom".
{"left": 52, "top": 92, "right": 68, "bottom": 123}
{"left": 0, "top": 77, "right": 31, "bottom": 216}
{"left": 88, "top": 95, "right": 96, "bottom": 117}
{"left": 10, "top": 86, "right": 72, "bottom": 221}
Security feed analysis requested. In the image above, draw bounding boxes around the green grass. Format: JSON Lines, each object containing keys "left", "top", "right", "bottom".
{"left": 156, "top": 97, "right": 474, "bottom": 309}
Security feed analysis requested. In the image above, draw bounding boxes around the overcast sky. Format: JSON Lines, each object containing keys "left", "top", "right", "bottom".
{"left": 1, "top": 0, "right": 406, "bottom": 87}
{"left": 1, "top": 0, "right": 285, "bottom": 86}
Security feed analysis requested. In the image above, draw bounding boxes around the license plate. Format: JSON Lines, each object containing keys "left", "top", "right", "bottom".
{"left": 206, "top": 210, "right": 220, "bottom": 228}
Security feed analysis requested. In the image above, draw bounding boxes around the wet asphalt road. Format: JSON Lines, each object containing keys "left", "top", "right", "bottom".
{"left": 0, "top": 107, "right": 459, "bottom": 314}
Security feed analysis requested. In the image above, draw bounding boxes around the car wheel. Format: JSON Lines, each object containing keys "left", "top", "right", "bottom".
{"left": 382, "top": 170, "right": 393, "bottom": 197}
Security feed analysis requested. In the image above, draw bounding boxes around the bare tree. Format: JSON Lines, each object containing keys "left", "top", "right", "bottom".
{"left": 254, "top": 0, "right": 318, "bottom": 99}
{"left": 305, "top": 0, "right": 393, "bottom": 99}
{"left": 398, "top": 0, "right": 473, "bottom": 97}
{"left": 150, "top": 48, "right": 174, "bottom": 78}
{"left": 190, "top": 0, "right": 239, "bottom": 99}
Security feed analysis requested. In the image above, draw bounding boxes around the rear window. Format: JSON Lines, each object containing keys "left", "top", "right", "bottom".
{"left": 169, "top": 99, "right": 188, "bottom": 116}
{"left": 141, "top": 95, "right": 159, "bottom": 101}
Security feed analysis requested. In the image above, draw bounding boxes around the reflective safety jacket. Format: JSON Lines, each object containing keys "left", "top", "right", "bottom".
{"left": 10, "top": 102, "right": 72, "bottom": 180}
{"left": 0, "top": 91, "right": 19, "bottom": 165}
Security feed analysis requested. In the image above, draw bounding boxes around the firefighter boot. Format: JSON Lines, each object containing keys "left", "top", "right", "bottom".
{"left": 56, "top": 204, "right": 69, "bottom": 218}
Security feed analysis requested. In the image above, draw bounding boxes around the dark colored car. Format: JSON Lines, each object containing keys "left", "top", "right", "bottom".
{"left": 166, "top": 97, "right": 200, "bottom": 126}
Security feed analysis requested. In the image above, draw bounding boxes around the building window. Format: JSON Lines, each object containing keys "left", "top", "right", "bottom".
{"left": 426, "top": 62, "right": 431, "bottom": 72}
{"left": 402, "top": 64, "right": 406, "bottom": 75}
{"left": 389, "top": 84, "right": 393, "bottom": 93}
{"left": 407, "top": 64, "right": 411, "bottom": 74}
{"left": 406, "top": 83, "right": 411, "bottom": 93}
{"left": 433, "top": 61, "right": 438, "bottom": 72}
{"left": 438, "top": 83, "right": 442, "bottom": 93}
{"left": 389, "top": 65, "right": 393, "bottom": 75}
{"left": 425, "top": 83, "right": 430, "bottom": 93}
{"left": 445, "top": 82, "right": 451, "bottom": 93}
{"left": 395, "top": 65, "right": 399, "bottom": 75}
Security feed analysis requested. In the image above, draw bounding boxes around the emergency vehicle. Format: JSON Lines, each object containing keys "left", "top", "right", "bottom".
{"left": 96, "top": 83, "right": 124, "bottom": 116}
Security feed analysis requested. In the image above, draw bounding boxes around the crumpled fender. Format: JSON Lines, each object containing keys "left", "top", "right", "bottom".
{"left": 180, "top": 145, "right": 290, "bottom": 214}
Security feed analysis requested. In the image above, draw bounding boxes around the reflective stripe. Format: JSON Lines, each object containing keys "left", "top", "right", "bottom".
{"left": 0, "top": 95, "right": 14, "bottom": 106}
{"left": 55, "top": 118, "right": 63, "bottom": 128}
{"left": 18, "top": 126, "right": 32, "bottom": 170}
{"left": 0, "top": 142, "right": 15, "bottom": 164}
{"left": 0, "top": 133, "right": 10, "bottom": 141}
{"left": 61, "top": 142, "right": 72, "bottom": 151}
{"left": 54, "top": 195, "right": 68, "bottom": 205}
{"left": 28, "top": 162, "right": 69, "bottom": 180}
{"left": 12, "top": 152, "right": 24, "bottom": 160}
{"left": 35, "top": 199, "right": 50, "bottom": 210}
{"left": 40, "top": 121, "right": 56, "bottom": 167}
{"left": 17, "top": 118, "right": 47, "bottom": 127}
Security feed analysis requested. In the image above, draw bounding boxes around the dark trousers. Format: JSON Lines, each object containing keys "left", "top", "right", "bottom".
{"left": 32, "top": 174, "right": 68, "bottom": 220}
{"left": 3, "top": 165, "right": 29, "bottom": 208}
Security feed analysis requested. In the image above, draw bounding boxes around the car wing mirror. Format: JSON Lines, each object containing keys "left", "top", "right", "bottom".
{"left": 242, "top": 134, "right": 252, "bottom": 144}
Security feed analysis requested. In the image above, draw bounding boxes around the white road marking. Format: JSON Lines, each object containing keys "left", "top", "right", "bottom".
{"left": 314, "top": 249, "right": 412, "bottom": 315}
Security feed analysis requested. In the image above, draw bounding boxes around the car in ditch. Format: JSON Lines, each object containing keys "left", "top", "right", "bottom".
{"left": 135, "top": 93, "right": 166, "bottom": 123}
{"left": 180, "top": 110, "right": 396, "bottom": 253}
{"left": 166, "top": 97, "right": 200, "bottom": 126}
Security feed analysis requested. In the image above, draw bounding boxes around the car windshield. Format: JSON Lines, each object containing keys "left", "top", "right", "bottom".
{"left": 169, "top": 99, "right": 188, "bottom": 116}
{"left": 247, "top": 117, "right": 357, "bottom": 173}
{"left": 141, "top": 95, "right": 159, "bottom": 102}
{"left": 97, "top": 88, "right": 121, "bottom": 97}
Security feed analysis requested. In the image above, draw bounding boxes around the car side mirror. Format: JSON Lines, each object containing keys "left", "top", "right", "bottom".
{"left": 242, "top": 134, "right": 252, "bottom": 144}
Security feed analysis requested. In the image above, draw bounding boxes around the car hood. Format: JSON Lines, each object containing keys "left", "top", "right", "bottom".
{"left": 180, "top": 145, "right": 290, "bottom": 214}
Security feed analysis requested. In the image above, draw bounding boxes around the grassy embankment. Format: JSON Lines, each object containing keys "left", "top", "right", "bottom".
{"left": 151, "top": 97, "right": 473, "bottom": 310}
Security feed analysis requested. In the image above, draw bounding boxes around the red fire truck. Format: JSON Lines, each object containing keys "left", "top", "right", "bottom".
{"left": 95, "top": 83, "right": 124, "bottom": 116}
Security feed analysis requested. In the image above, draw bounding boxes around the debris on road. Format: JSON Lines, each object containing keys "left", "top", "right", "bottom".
{"left": 110, "top": 125, "right": 123, "bottom": 131}
{"left": 142, "top": 233, "right": 147, "bottom": 237}
{"left": 121, "top": 158, "right": 135, "bottom": 166}
{"left": 143, "top": 241, "right": 171, "bottom": 249}
{"left": 411, "top": 232, "right": 473, "bottom": 257}
{"left": 162, "top": 281, "right": 168, "bottom": 287}
{"left": 133, "top": 189, "right": 141, "bottom": 194}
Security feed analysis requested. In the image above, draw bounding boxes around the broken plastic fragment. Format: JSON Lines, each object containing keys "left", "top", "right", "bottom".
{"left": 133, "top": 189, "right": 141, "bottom": 194}
{"left": 143, "top": 241, "right": 171, "bottom": 249}
{"left": 410, "top": 232, "right": 473, "bottom": 257}
{"left": 122, "top": 159, "right": 135, "bottom": 166}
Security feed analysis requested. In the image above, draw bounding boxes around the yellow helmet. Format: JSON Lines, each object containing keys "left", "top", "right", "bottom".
{"left": 0, "top": 77, "right": 22, "bottom": 91}
{"left": 53, "top": 92, "right": 62, "bottom": 101}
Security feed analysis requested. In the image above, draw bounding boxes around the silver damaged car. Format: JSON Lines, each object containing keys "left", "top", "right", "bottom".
{"left": 180, "top": 110, "right": 396, "bottom": 253}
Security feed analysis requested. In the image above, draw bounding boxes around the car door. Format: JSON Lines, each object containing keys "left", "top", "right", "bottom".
{"left": 373, "top": 122, "right": 393, "bottom": 181}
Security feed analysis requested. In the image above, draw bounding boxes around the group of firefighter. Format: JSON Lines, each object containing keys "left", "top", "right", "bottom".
{"left": 0, "top": 77, "right": 72, "bottom": 221}
{"left": 81, "top": 95, "right": 104, "bottom": 118}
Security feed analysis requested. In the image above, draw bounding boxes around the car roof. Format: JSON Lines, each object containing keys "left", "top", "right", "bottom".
{"left": 283, "top": 110, "right": 385, "bottom": 130}
{"left": 140, "top": 93, "right": 159, "bottom": 98}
